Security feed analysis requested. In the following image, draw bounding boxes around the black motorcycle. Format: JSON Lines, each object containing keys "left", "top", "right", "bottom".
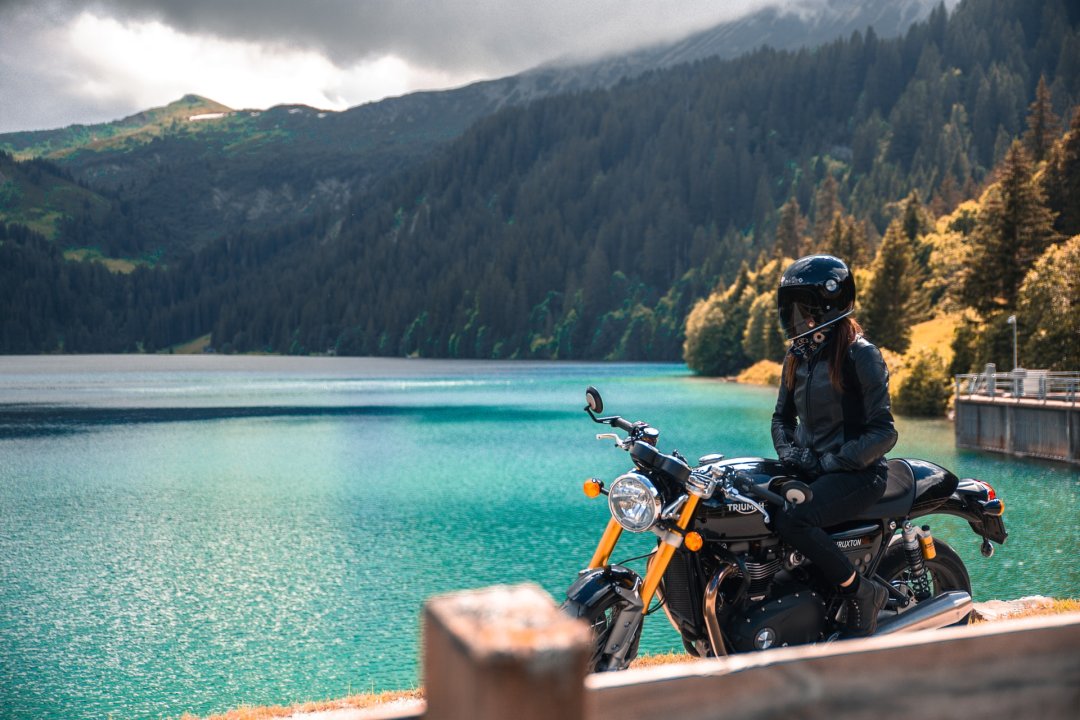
{"left": 563, "top": 387, "right": 1008, "bottom": 672}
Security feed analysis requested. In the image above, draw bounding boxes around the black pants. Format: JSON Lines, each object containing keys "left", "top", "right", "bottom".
{"left": 772, "top": 465, "right": 888, "bottom": 586}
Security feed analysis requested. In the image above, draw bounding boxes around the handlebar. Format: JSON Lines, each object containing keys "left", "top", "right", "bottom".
{"left": 587, "top": 406, "right": 646, "bottom": 438}
{"left": 732, "top": 472, "right": 789, "bottom": 508}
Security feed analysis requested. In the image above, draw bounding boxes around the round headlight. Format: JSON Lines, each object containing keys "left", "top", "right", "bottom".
{"left": 607, "top": 473, "right": 662, "bottom": 532}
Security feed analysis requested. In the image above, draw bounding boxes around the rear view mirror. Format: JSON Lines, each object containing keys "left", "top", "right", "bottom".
{"left": 783, "top": 480, "right": 814, "bottom": 505}
{"left": 585, "top": 386, "right": 604, "bottom": 414}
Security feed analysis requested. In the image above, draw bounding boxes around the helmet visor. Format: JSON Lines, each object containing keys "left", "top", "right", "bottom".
{"left": 778, "top": 287, "right": 825, "bottom": 340}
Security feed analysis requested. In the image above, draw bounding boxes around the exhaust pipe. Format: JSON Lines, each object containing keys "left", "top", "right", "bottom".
{"left": 874, "top": 590, "right": 973, "bottom": 635}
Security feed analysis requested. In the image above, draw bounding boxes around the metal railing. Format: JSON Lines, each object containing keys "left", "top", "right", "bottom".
{"left": 955, "top": 366, "right": 1079, "bottom": 405}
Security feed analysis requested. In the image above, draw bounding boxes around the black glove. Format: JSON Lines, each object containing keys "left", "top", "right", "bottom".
{"left": 778, "top": 446, "right": 799, "bottom": 466}
{"left": 780, "top": 447, "right": 821, "bottom": 476}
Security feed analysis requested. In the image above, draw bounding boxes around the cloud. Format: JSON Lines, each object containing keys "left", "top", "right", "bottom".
{"left": 61, "top": 13, "right": 407, "bottom": 112}
{"left": 10, "top": 0, "right": 775, "bottom": 74}
{"left": 0, "top": 0, "right": 779, "bottom": 133}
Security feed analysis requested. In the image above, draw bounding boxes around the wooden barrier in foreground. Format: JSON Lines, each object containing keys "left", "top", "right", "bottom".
{"left": 354, "top": 583, "right": 1080, "bottom": 720}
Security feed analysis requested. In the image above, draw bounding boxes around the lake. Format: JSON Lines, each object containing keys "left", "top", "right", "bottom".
{"left": 1, "top": 356, "right": 1076, "bottom": 719}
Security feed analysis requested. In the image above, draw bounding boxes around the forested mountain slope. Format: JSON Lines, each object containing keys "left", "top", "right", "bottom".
{"left": 0, "top": 0, "right": 1076, "bottom": 360}
{"left": 205, "top": 0, "right": 1079, "bottom": 360}
{"left": 0, "top": 1, "right": 944, "bottom": 261}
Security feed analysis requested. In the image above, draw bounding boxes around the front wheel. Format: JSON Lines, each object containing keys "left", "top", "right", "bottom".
{"left": 876, "top": 536, "right": 973, "bottom": 626}
{"left": 561, "top": 597, "right": 641, "bottom": 672}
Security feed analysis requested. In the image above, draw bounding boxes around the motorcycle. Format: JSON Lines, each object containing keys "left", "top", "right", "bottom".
{"left": 562, "top": 386, "right": 1008, "bottom": 672}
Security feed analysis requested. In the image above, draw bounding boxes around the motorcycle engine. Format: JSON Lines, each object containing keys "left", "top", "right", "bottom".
{"left": 725, "top": 590, "right": 827, "bottom": 651}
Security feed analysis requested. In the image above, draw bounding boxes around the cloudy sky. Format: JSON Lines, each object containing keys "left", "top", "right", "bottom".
{"left": 0, "top": 0, "right": 799, "bottom": 134}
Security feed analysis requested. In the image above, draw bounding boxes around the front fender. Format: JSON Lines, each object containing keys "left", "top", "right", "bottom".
{"left": 563, "top": 565, "right": 643, "bottom": 619}
{"left": 563, "top": 565, "right": 645, "bottom": 672}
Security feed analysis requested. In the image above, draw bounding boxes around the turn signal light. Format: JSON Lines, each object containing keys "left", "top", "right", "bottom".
{"left": 983, "top": 499, "right": 1005, "bottom": 517}
{"left": 684, "top": 532, "right": 703, "bottom": 552}
{"left": 583, "top": 479, "right": 604, "bottom": 498}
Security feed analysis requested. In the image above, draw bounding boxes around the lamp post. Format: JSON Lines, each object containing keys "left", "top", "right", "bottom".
{"left": 1007, "top": 315, "right": 1017, "bottom": 370}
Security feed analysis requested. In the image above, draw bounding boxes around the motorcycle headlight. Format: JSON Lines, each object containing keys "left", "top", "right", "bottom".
{"left": 607, "top": 472, "right": 662, "bottom": 532}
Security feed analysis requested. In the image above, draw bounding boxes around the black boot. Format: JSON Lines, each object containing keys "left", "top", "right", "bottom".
{"left": 841, "top": 575, "right": 887, "bottom": 637}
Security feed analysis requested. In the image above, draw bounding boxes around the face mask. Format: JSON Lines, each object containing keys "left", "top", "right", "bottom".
{"left": 789, "top": 325, "right": 833, "bottom": 360}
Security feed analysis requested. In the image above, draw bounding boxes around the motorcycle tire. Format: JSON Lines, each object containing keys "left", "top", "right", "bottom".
{"left": 561, "top": 597, "right": 641, "bottom": 672}
{"left": 876, "top": 536, "right": 973, "bottom": 626}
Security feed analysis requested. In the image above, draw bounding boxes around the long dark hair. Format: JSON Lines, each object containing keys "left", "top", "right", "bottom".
{"left": 782, "top": 315, "right": 863, "bottom": 392}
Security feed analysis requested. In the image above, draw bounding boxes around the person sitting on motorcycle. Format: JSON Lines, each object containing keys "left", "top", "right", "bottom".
{"left": 770, "top": 254, "right": 897, "bottom": 637}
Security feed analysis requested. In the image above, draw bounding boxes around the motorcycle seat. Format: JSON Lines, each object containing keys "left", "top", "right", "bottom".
{"left": 852, "top": 458, "right": 916, "bottom": 520}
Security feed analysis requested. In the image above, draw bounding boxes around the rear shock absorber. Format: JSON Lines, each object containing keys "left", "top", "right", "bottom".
{"left": 902, "top": 521, "right": 932, "bottom": 600}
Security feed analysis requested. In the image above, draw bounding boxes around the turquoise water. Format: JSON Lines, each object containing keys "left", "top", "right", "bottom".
{"left": 0, "top": 356, "right": 1076, "bottom": 719}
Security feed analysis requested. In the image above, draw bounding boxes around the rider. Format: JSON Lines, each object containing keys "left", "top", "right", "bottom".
{"left": 770, "top": 254, "right": 897, "bottom": 637}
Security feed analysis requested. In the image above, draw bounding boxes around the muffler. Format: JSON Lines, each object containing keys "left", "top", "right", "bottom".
{"left": 873, "top": 590, "right": 973, "bottom": 635}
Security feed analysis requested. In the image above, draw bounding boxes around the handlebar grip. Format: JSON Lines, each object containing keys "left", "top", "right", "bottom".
{"left": 734, "top": 474, "right": 788, "bottom": 507}
{"left": 611, "top": 417, "right": 634, "bottom": 432}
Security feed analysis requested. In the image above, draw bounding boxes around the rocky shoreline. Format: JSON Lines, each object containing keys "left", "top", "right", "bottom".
{"left": 969, "top": 595, "right": 1057, "bottom": 621}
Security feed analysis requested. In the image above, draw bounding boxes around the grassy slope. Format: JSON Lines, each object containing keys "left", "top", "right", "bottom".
{"left": 0, "top": 95, "right": 234, "bottom": 160}
{"left": 0, "top": 154, "right": 110, "bottom": 239}
{"left": 0, "top": 154, "right": 152, "bottom": 273}
{"left": 169, "top": 334, "right": 213, "bottom": 354}
{"left": 62, "top": 248, "right": 141, "bottom": 274}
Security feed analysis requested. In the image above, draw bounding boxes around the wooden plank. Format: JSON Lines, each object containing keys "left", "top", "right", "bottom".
{"left": 422, "top": 583, "right": 591, "bottom": 720}
{"left": 586, "top": 613, "right": 1080, "bottom": 720}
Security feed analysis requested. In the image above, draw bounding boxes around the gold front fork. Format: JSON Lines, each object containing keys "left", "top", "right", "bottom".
{"left": 639, "top": 495, "right": 700, "bottom": 611}
{"left": 587, "top": 518, "right": 623, "bottom": 569}
{"left": 585, "top": 495, "right": 701, "bottom": 612}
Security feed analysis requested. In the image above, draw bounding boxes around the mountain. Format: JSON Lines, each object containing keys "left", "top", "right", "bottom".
{"left": 529, "top": 0, "right": 948, "bottom": 91}
{"left": 195, "top": 0, "right": 1076, "bottom": 361}
{"left": 1, "top": 0, "right": 1075, "bottom": 359}
{"left": 0, "top": 91, "right": 508, "bottom": 257}
{"left": 0, "top": 0, "right": 946, "bottom": 260}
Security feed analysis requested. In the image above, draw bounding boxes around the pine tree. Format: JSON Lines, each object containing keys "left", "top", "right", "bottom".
{"left": 684, "top": 265, "right": 753, "bottom": 376}
{"left": 1023, "top": 75, "right": 1060, "bottom": 163}
{"left": 948, "top": 320, "right": 979, "bottom": 376}
{"left": 742, "top": 291, "right": 786, "bottom": 363}
{"left": 1017, "top": 236, "right": 1080, "bottom": 371}
{"left": 773, "top": 197, "right": 806, "bottom": 259}
{"left": 1041, "top": 108, "right": 1080, "bottom": 237}
{"left": 929, "top": 174, "right": 962, "bottom": 217}
{"left": 860, "top": 220, "right": 917, "bottom": 353}
{"left": 812, "top": 174, "right": 841, "bottom": 250}
{"left": 900, "top": 191, "right": 931, "bottom": 254}
{"left": 963, "top": 141, "right": 1059, "bottom": 313}
{"left": 899, "top": 191, "right": 932, "bottom": 321}
{"left": 894, "top": 351, "right": 950, "bottom": 417}
{"left": 823, "top": 214, "right": 869, "bottom": 268}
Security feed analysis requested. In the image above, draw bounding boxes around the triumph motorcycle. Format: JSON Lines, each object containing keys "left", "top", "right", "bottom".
{"left": 562, "top": 387, "right": 1008, "bottom": 672}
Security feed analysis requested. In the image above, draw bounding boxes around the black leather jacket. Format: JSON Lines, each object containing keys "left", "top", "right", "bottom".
{"left": 771, "top": 336, "right": 897, "bottom": 474}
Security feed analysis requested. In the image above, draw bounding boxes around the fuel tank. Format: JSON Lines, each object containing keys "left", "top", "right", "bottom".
{"left": 695, "top": 457, "right": 795, "bottom": 540}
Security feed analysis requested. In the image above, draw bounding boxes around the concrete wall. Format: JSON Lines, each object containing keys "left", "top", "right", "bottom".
{"left": 955, "top": 397, "right": 1078, "bottom": 464}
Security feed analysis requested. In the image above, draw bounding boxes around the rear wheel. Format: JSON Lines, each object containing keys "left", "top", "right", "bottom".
{"left": 876, "top": 536, "right": 973, "bottom": 626}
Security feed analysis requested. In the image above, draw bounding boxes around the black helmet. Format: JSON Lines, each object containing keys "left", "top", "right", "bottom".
{"left": 777, "top": 255, "right": 855, "bottom": 340}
